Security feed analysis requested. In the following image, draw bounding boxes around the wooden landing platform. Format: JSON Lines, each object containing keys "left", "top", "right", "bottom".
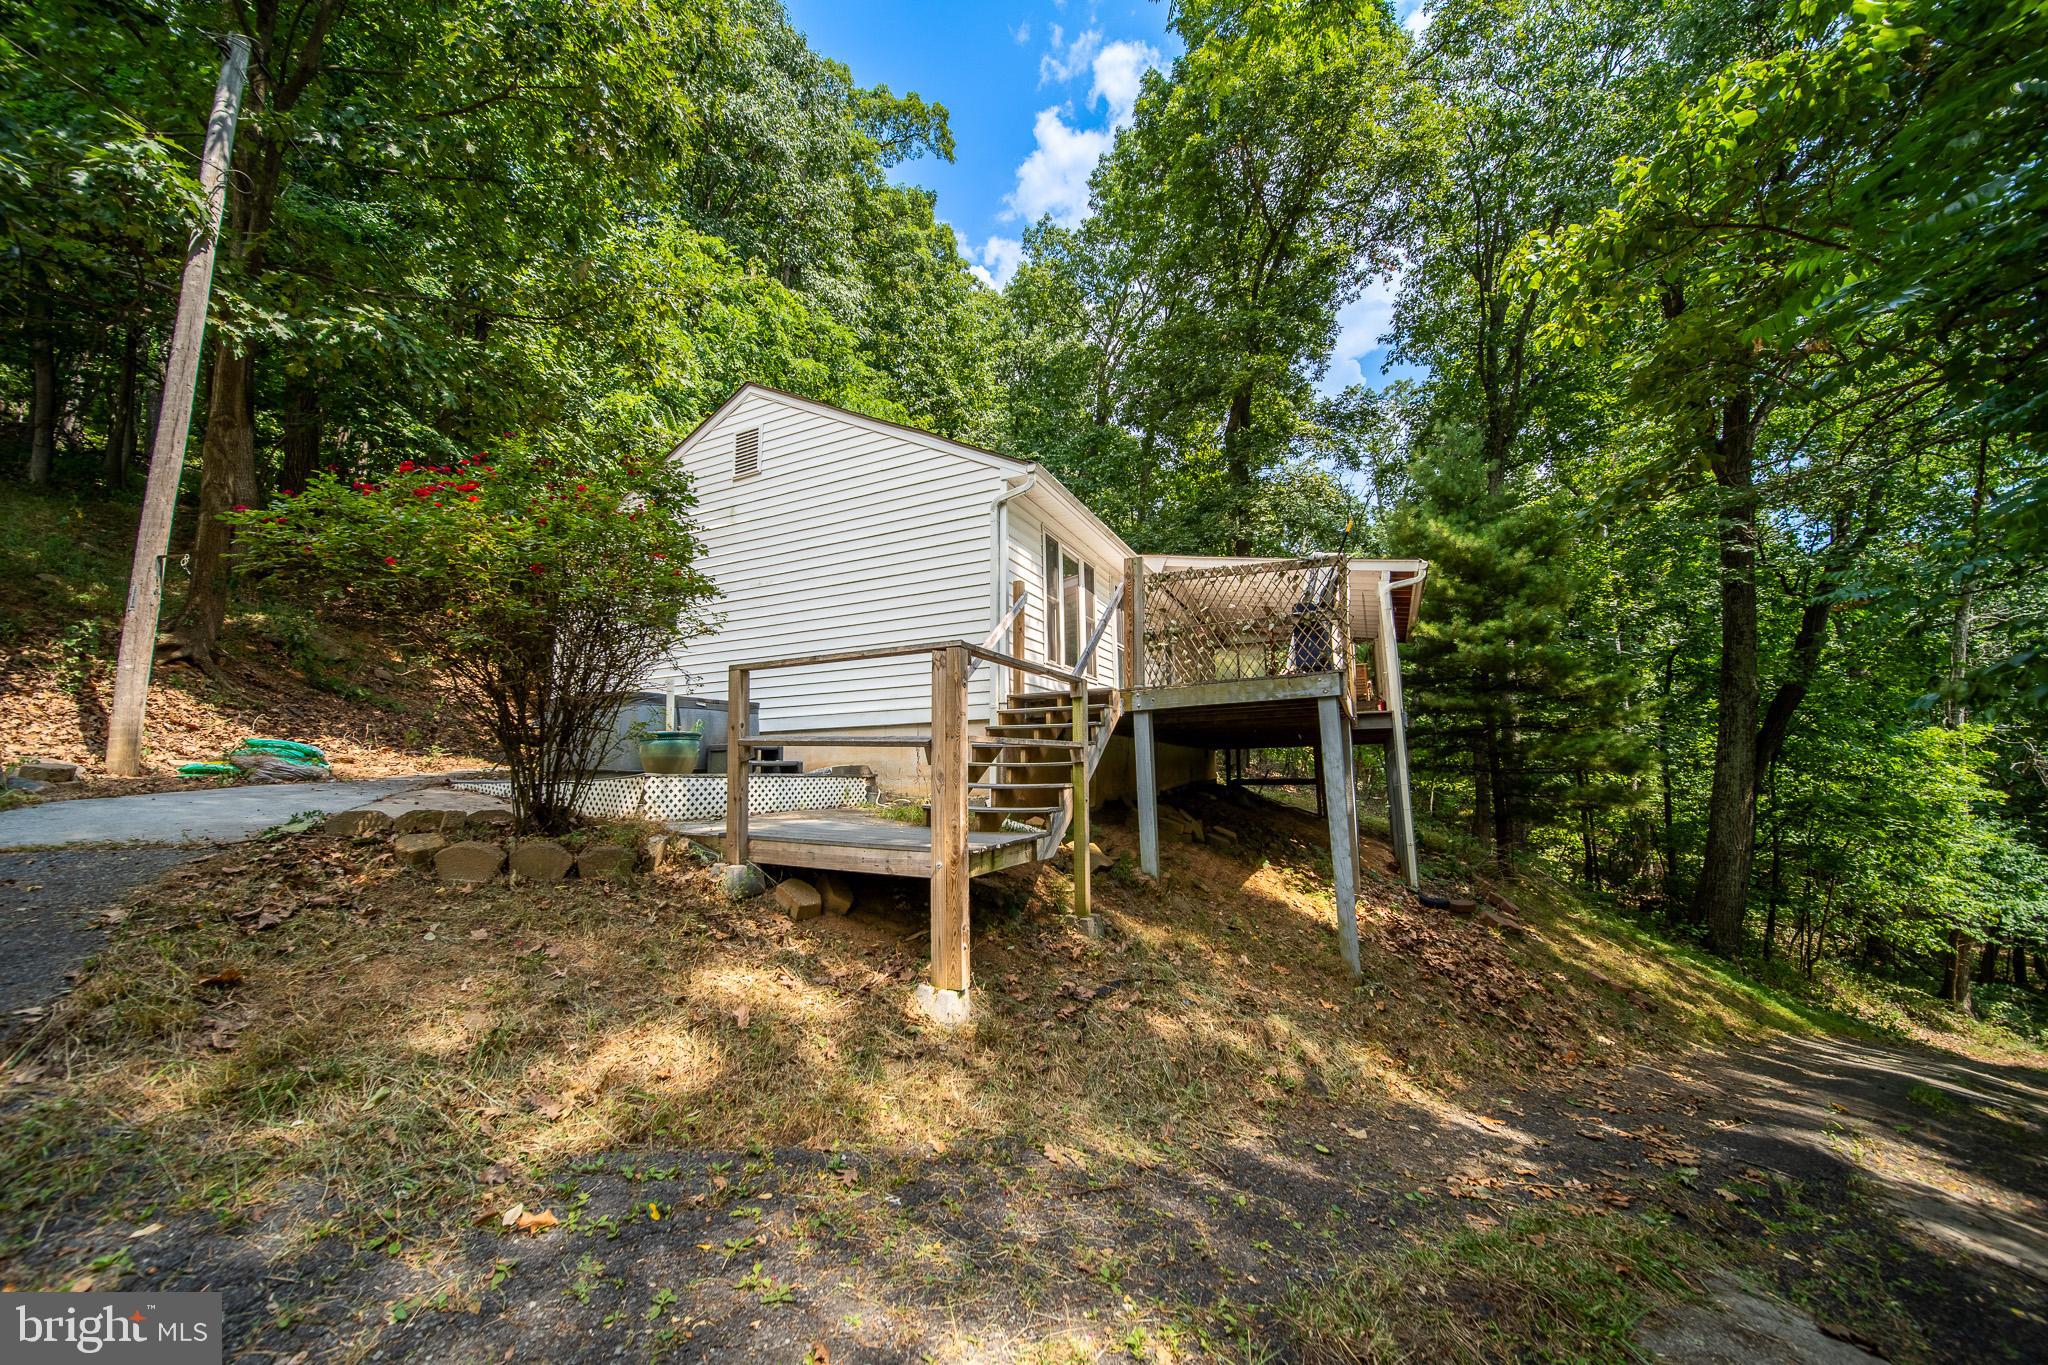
{"left": 676, "top": 809, "right": 1042, "bottom": 878}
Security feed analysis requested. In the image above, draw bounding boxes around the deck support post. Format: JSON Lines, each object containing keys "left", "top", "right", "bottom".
{"left": 929, "top": 645, "right": 972, "bottom": 998}
{"left": 1375, "top": 577, "right": 1422, "bottom": 890}
{"left": 1318, "top": 696, "right": 1363, "bottom": 980}
{"left": 724, "top": 666, "right": 751, "bottom": 867}
{"left": 1070, "top": 685, "right": 1096, "bottom": 932}
{"left": 1134, "top": 709, "right": 1160, "bottom": 878}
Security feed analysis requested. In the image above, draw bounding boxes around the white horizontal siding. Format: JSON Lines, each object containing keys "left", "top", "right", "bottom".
{"left": 648, "top": 390, "right": 1006, "bottom": 731}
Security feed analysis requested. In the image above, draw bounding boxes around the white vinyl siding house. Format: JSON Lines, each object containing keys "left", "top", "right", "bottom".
{"left": 649, "top": 386, "right": 1130, "bottom": 741}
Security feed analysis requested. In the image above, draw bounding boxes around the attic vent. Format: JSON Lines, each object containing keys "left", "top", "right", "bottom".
{"left": 733, "top": 427, "right": 760, "bottom": 480}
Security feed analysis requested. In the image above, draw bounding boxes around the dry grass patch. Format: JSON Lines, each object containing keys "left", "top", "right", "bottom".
{"left": 3, "top": 791, "right": 1823, "bottom": 1269}
{"left": 1280, "top": 1206, "right": 1703, "bottom": 1364}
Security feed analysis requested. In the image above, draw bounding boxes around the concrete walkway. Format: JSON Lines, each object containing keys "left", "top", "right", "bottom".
{"left": 0, "top": 777, "right": 448, "bottom": 849}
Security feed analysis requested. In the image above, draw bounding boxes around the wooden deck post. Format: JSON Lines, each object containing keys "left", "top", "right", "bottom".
{"left": 1134, "top": 708, "right": 1160, "bottom": 878}
{"left": 724, "top": 666, "right": 750, "bottom": 866}
{"left": 929, "top": 645, "right": 971, "bottom": 994}
{"left": 1375, "top": 577, "right": 1422, "bottom": 890}
{"left": 1070, "top": 684, "right": 1093, "bottom": 923}
{"left": 1121, "top": 557, "right": 1144, "bottom": 693}
{"left": 1009, "top": 577, "right": 1028, "bottom": 702}
{"left": 1318, "top": 696, "right": 1363, "bottom": 979}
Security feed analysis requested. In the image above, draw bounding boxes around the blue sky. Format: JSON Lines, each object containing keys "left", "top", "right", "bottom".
{"left": 782, "top": 0, "right": 1429, "bottom": 392}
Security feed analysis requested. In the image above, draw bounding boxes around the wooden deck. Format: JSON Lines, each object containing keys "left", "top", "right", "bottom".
{"left": 679, "top": 809, "right": 1043, "bottom": 878}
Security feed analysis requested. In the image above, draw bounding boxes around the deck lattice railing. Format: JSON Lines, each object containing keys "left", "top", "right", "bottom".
{"left": 1137, "top": 554, "right": 1350, "bottom": 690}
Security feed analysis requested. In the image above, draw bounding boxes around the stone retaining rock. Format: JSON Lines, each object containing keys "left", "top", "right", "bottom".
{"left": 435, "top": 841, "right": 505, "bottom": 884}
{"left": 716, "top": 863, "right": 767, "bottom": 900}
{"left": 576, "top": 844, "right": 636, "bottom": 881}
{"left": 775, "top": 878, "right": 823, "bottom": 920}
{"left": 818, "top": 872, "right": 855, "bottom": 915}
{"left": 509, "top": 840, "right": 574, "bottom": 883}
{"left": 393, "top": 832, "right": 447, "bottom": 868}
{"left": 393, "top": 808, "right": 463, "bottom": 835}
{"left": 13, "top": 760, "right": 82, "bottom": 783}
{"left": 322, "top": 809, "right": 393, "bottom": 838}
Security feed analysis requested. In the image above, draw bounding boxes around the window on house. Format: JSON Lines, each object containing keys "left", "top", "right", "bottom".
{"left": 733, "top": 427, "right": 760, "bottom": 480}
{"left": 1042, "top": 533, "right": 1096, "bottom": 668}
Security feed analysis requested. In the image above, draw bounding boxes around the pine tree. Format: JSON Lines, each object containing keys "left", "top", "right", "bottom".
{"left": 1392, "top": 441, "right": 1647, "bottom": 871}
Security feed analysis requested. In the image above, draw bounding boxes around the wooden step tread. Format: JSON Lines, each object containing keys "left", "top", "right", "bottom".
{"left": 986, "top": 723, "right": 1093, "bottom": 736}
{"left": 1008, "top": 689, "right": 1113, "bottom": 705}
{"left": 929, "top": 803, "right": 1063, "bottom": 817}
{"left": 969, "top": 781, "right": 1070, "bottom": 791}
{"left": 972, "top": 737, "right": 1085, "bottom": 750}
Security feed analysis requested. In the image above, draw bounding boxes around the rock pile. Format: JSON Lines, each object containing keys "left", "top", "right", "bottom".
{"left": 318, "top": 807, "right": 644, "bottom": 885}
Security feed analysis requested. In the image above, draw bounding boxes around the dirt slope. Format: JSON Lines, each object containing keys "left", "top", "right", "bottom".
{"left": 0, "top": 483, "right": 492, "bottom": 785}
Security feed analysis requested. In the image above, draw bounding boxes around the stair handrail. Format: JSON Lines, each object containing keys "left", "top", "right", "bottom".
{"left": 967, "top": 588, "right": 1029, "bottom": 679}
{"left": 1073, "top": 581, "right": 1125, "bottom": 680}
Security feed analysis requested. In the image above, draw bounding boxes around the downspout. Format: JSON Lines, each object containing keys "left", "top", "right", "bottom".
{"left": 990, "top": 470, "right": 1039, "bottom": 713}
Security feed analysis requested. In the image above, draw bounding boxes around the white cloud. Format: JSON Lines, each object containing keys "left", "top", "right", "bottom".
{"left": 1005, "top": 106, "right": 1114, "bottom": 227}
{"left": 1001, "top": 33, "right": 1163, "bottom": 229}
{"left": 1011, "top": 20, "right": 1031, "bottom": 44}
{"left": 1090, "top": 39, "right": 1160, "bottom": 124}
{"left": 1400, "top": 0, "right": 1433, "bottom": 35}
{"left": 973, "top": 235, "right": 1026, "bottom": 288}
{"left": 1319, "top": 274, "right": 1403, "bottom": 395}
{"left": 1038, "top": 24, "right": 1103, "bottom": 86}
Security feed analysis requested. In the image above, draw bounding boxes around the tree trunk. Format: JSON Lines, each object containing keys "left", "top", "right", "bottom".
{"left": 1946, "top": 434, "right": 1989, "bottom": 727}
{"left": 2013, "top": 946, "right": 2030, "bottom": 989}
{"left": 1692, "top": 389, "right": 1761, "bottom": 956}
{"left": 168, "top": 342, "right": 255, "bottom": 671}
{"left": 1975, "top": 940, "right": 2002, "bottom": 986}
{"left": 1942, "top": 929, "right": 1973, "bottom": 1010}
{"left": 104, "top": 321, "right": 141, "bottom": 488}
{"left": 1222, "top": 385, "right": 1253, "bottom": 555}
{"left": 278, "top": 375, "right": 319, "bottom": 494}
{"left": 1471, "top": 729, "right": 1495, "bottom": 859}
{"left": 1657, "top": 645, "right": 1679, "bottom": 899}
{"left": 1762, "top": 821, "right": 1783, "bottom": 962}
{"left": 28, "top": 292, "right": 56, "bottom": 484}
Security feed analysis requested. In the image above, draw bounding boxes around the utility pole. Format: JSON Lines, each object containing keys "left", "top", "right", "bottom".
{"left": 105, "top": 33, "right": 251, "bottom": 776}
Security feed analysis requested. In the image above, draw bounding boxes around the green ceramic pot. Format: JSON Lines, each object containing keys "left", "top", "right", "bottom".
{"left": 638, "top": 731, "right": 703, "bottom": 774}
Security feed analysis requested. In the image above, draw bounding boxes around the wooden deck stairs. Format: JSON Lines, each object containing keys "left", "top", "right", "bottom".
{"left": 932, "top": 686, "right": 1117, "bottom": 856}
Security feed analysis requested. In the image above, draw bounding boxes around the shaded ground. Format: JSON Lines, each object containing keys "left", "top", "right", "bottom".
{"left": 3, "top": 787, "right": 2042, "bottom": 1361}
{"left": 13, "top": 1031, "right": 2043, "bottom": 1361}
{"left": 0, "top": 846, "right": 205, "bottom": 1026}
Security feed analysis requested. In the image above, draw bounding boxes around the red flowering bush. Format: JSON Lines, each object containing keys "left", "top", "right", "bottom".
{"left": 231, "top": 438, "right": 716, "bottom": 832}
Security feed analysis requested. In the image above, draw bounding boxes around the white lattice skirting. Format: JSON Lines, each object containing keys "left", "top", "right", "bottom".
{"left": 453, "top": 772, "right": 876, "bottom": 824}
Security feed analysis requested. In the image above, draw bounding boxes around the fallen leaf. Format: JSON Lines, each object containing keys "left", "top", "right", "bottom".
{"left": 500, "top": 1204, "right": 557, "bottom": 1234}
{"left": 196, "top": 969, "right": 243, "bottom": 989}
{"left": 733, "top": 1005, "right": 751, "bottom": 1029}
{"left": 128, "top": 1222, "right": 165, "bottom": 1239}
